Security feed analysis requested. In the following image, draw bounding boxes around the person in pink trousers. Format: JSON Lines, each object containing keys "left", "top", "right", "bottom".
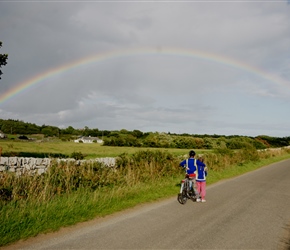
{"left": 196, "top": 156, "right": 208, "bottom": 202}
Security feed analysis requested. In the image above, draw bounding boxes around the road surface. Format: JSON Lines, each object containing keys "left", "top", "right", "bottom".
{"left": 2, "top": 159, "right": 290, "bottom": 249}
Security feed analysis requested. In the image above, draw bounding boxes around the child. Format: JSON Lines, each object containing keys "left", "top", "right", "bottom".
{"left": 196, "top": 156, "right": 208, "bottom": 202}
{"left": 179, "top": 150, "right": 206, "bottom": 197}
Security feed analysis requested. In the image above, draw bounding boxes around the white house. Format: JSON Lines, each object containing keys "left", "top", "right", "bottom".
{"left": 74, "top": 136, "right": 103, "bottom": 144}
{"left": 0, "top": 130, "right": 7, "bottom": 139}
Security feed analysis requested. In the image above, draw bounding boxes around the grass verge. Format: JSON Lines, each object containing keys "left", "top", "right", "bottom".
{"left": 207, "top": 153, "right": 290, "bottom": 185}
{"left": 0, "top": 178, "right": 178, "bottom": 246}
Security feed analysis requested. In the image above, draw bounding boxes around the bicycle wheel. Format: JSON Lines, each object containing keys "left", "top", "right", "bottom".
{"left": 189, "top": 191, "right": 197, "bottom": 201}
{"left": 184, "top": 179, "right": 191, "bottom": 199}
{"left": 177, "top": 193, "right": 187, "bottom": 204}
{"left": 177, "top": 180, "right": 188, "bottom": 204}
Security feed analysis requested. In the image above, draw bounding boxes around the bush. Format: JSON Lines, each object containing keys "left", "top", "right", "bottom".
{"left": 71, "top": 151, "right": 84, "bottom": 160}
{"left": 1, "top": 152, "right": 68, "bottom": 158}
{"left": 18, "top": 135, "right": 29, "bottom": 140}
{"left": 213, "top": 148, "right": 234, "bottom": 156}
{"left": 240, "top": 145, "right": 260, "bottom": 162}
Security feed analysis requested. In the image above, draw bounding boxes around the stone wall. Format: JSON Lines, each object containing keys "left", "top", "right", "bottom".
{"left": 0, "top": 157, "right": 116, "bottom": 176}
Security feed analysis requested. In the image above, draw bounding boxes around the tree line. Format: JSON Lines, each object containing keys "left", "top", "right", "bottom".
{"left": 0, "top": 118, "right": 289, "bottom": 150}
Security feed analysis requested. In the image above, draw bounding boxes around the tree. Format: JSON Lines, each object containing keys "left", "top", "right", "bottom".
{"left": 132, "top": 130, "right": 143, "bottom": 138}
{"left": 61, "top": 126, "right": 76, "bottom": 135}
{"left": 0, "top": 41, "right": 8, "bottom": 80}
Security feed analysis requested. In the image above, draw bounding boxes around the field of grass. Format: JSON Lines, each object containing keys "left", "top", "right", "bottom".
{"left": 1, "top": 142, "right": 290, "bottom": 248}
{"left": 0, "top": 139, "right": 208, "bottom": 158}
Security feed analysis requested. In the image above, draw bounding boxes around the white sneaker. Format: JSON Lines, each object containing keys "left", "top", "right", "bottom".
{"left": 196, "top": 198, "right": 201, "bottom": 202}
{"left": 201, "top": 199, "right": 206, "bottom": 202}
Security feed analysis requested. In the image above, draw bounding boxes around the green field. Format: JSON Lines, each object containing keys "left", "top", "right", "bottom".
{"left": 0, "top": 140, "right": 208, "bottom": 159}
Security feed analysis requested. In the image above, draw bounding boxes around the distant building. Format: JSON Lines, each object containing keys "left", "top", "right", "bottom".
{"left": 0, "top": 130, "right": 7, "bottom": 139}
{"left": 74, "top": 136, "right": 103, "bottom": 144}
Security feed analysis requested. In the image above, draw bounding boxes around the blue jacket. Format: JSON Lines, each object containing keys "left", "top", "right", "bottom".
{"left": 179, "top": 158, "right": 206, "bottom": 176}
{"left": 196, "top": 165, "right": 208, "bottom": 182}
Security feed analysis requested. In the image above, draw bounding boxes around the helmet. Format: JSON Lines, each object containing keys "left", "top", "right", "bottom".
{"left": 189, "top": 150, "right": 196, "bottom": 157}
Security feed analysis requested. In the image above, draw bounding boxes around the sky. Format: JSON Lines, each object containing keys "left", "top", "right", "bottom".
{"left": 0, "top": 0, "right": 290, "bottom": 137}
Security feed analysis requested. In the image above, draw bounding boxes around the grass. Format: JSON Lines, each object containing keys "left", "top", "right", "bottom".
{"left": 0, "top": 179, "right": 178, "bottom": 246}
{"left": 0, "top": 140, "right": 206, "bottom": 159}
{"left": 1, "top": 147, "right": 290, "bottom": 247}
{"left": 207, "top": 153, "right": 290, "bottom": 185}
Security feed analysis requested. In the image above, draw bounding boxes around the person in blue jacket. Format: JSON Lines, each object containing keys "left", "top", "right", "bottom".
{"left": 195, "top": 155, "right": 208, "bottom": 202}
{"left": 179, "top": 150, "right": 206, "bottom": 196}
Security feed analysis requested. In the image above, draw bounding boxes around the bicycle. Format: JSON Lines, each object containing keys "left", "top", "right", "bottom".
{"left": 177, "top": 172, "right": 197, "bottom": 204}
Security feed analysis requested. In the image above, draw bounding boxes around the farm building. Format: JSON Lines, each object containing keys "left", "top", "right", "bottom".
{"left": 74, "top": 136, "right": 103, "bottom": 144}
{"left": 0, "top": 130, "right": 7, "bottom": 139}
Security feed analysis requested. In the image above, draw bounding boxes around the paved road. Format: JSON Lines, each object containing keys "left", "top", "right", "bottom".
{"left": 3, "top": 160, "right": 290, "bottom": 250}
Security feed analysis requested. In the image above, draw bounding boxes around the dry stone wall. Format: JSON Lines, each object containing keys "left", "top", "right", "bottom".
{"left": 0, "top": 157, "right": 116, "bottom": 176}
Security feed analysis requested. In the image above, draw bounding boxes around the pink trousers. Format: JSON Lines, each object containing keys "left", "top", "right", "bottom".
{"left": 196, "top": 181, "right": 206, "bottom": 199}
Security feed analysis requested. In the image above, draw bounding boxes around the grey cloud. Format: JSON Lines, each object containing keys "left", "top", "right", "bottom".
{"left": 0, "top": 1, "right": 289, "bottom": 136}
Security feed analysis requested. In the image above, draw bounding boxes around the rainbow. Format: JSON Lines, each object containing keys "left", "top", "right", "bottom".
{"left": 0, "top": 47, "right": 289, "bottom": 104}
